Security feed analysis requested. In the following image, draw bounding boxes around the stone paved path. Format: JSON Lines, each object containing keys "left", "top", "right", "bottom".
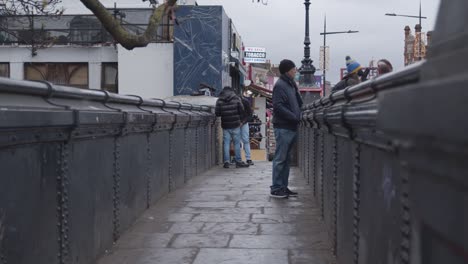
{"left": 97, "top": 161, "right": 335, "bottom": 264}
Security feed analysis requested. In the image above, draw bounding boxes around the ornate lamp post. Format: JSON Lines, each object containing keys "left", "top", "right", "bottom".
{"left": 299, "top": 0, "right": 316, "bottom": 87}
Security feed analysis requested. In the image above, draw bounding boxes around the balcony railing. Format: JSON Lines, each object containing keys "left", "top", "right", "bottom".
{"left": 0, "top": 9, "right": 173, "bottom": 46}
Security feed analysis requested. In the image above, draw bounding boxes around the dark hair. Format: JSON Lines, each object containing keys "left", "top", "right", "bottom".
{"left": 377, "top": 59, "right": 393, "bottom": 75}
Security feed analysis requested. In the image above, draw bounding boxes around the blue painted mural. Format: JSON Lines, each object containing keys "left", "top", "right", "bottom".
{"left": 173, "top": 6, "right": 231, "bottom": 96}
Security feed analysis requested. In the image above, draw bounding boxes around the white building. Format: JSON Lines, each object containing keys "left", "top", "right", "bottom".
{"left": 0, "top": 2, "right": 248, "bottom": 100}
{"left": 0, "top": 8, "right": 177, "bottom": 99}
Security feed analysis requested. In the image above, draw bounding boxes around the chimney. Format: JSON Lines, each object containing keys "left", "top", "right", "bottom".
{"left": 415, "top": 24, "right": 422, "bottom": 33}
{"left": 404, "top": 26, "right": 411, "bottom": 66}
{"left": 426, "top": 31, "right": 432, "bottom": 46}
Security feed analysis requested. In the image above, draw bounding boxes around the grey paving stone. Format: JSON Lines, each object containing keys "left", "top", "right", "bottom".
{"left": 260, "top": 223, "right": 329, "bottom": 236}
{"left": 202, "top": 222, "right": 258, "bottom": 235}
{"left": 263, "top": 207, "right": 321, "bottom": 215}
{"left": 168, "top": 222, "right": 205, "bottom": 233}
{"left": 171, "top": 234, "right": 231, "bottom": 248}
{"left": 95, "top": 161, "right": 335, "bottom": 264}
{"left": 184, "top": 194, "right": 228, "bottom": 202}
{"left": 178, "top": 207, "right": 261, "bottom": 214}
{"left": 228, "top": 194, "right": 270, "bottom": 201}
{"left": 237, "top": 200, "right": 313, "bottom": 208}
{"left": 193, "top": 248, "right": 288, "bottom": 264}
{"left": 187, "top": 201, "right": 237, "bottom": 208}
{"left": 192, "top": 213, "right": 251, "bottom": 223}
{"left": 289, "top": 249, "right": 335, "bottom": 264}
{"left": 168, "top": 213, "right": 196, "bottom": 222}
{"left": 188, "top": 190, "right": 244, "bottom": 196}
{"left": 114, "top": 232, "right": 173, "bottom": 249}
{"left": 251, "top": 214, "right": 320, "bottom": 224}
{"left": 229, "top": 235, "right": 329, "bottom": 250}
{"left": 138, "top": 213, "right": 195, "bottom": 223}
{"left": 128, "top": 221, "right": 173, "bottom": 233}
{"left": 98, "top": 248, "right": 199, "bottom": 264}
{"left": 243, "top": 190, "right": 271, "bottom": 196}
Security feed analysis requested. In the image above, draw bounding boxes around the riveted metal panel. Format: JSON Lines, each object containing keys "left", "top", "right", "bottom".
{"left": 117, "top": 134, "right": 149, "bottom": 232}
{"left": 0, "top": 144, "right": 59, "bottom": 264}
{"left": 322, "top": 133, "right": 335, "bottom": 240}
{"left": 169, "top": 129, "right": 186, "bottom": 190}
{"left": 66, "top": 138, "right": 114, "bottom": 264}
{"left": 185, "top": 127, "right": 196, "bottom": 182}
{"left": 150, "top": 130, "right": 170, "bottom": 203}
{"left": 336, "top": 137, "right": 354, "bottom": 263}
{"left": 357, "top": 146, "right": 402, "bottom": 264}
{"left": 0, "top": 77, "right": 217, "bottom": 264}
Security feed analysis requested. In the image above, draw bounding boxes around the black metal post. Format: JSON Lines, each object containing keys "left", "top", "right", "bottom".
{"left": 319, "top": 24, "right": 358, "bottom": 96}
{"left": 323, "top": 16, "right": 326, "bottom": 96}
{"left": 419, "top": 0, "right": 422, "bottom": 61}
{"left": 300, "top": 0, "right": 316, "bottom": 86}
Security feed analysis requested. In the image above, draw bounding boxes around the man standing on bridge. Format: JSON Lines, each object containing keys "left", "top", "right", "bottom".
{"left": 270, "top": 59, "right": 303, "bottom": 198}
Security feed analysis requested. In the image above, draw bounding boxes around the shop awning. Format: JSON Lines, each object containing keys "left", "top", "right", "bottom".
{"left": 246, "top": 83, "right": 272, "bottom": 99}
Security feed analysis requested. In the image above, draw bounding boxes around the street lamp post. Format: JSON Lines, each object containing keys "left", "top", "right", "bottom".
{"left": 299, "top": 0, "right": 316, "bottom": 87}
{"left": 386, "top": 0, "right": 427, "bottom": 61}
{"left": 319, "top": 16, "right": 358, "bottom": 96}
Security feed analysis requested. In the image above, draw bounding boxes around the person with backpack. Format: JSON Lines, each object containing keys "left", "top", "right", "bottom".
{"left": 215, "top": 86, "right": 250, "bottom": 169}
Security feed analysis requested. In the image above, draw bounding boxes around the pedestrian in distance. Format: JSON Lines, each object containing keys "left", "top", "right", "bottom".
{"left": 270, "top": 59, "right": 303, "bottom": 198}
{"left": 240, "top": 91, "right": 254, "bottom": 166}
{"left": 377, "top": 59, "right": 393, "bottom": 76}
{"left": 215, "top": 86, "right": 250, "bottom": 169}
{"left": 331, "top": 55, "right": 363, "bottom": 93}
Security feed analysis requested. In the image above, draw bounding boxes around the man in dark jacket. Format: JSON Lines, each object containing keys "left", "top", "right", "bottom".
{"left": 270, "top": 59, "right": 303, "bottom": 198}
{"left": 215, "top": 86, "right": 249, "bottom": 168}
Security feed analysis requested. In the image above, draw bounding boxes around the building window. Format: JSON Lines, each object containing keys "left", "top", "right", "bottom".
{"left": 24, "top": 63, "right": 88, "bottom": 89}
{"left": 101, "top": 63, "right": 118, "bottom": 93}
{"left": 0, "top": 63, "right": 10, "bottom": 78}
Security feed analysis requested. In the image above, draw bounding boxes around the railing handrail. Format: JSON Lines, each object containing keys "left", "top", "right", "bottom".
{"left": 304, "top": 61, "right": 423, "bottom": 110}
{"left": 0, "top": 77, "right": 212, "bottom": 112}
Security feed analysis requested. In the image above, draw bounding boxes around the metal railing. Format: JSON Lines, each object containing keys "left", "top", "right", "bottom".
{"left": 0, "top": 77, "right": 219, "bottom": 264}
{"left": 298, "top": 47, "right": 468, "bottom": 264}
{"left": 0, "top": 10, "right": 172, "bottom": 46}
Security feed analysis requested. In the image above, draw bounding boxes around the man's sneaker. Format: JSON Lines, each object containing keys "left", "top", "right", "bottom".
{"left": 223, "top": 162, "right": 230, "bottom": 169}
{"left": 247, "top": 160, "right": 254, "bottom": 166}
{"left": 235, "top": 161, "right": 250, "bottom": 168}
{"left": 286, "top": 188, "right": 298, "bottom": 197}
{"left": 270, "top": 188, "right": 288, "bottom": 198}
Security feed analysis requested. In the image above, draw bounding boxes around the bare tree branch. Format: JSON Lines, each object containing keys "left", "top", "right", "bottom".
{"left": 79, "top": 0, "right": 177, "bottom": 50}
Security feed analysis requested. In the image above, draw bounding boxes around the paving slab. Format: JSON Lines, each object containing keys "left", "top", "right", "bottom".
{"left": 97, "top": 161, "right": 334, "bottom": 264}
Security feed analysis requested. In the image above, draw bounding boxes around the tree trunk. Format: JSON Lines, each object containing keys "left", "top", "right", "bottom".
{"left": 79, "top": 0, "right": 177, "bottom": 50}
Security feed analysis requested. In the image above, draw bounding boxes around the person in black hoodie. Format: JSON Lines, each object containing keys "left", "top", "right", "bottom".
{"left": 215, "top": 86, "right": 249, "bottom": 169}
{"left": 270, "top": 59, "right": 303, "bottom": 198}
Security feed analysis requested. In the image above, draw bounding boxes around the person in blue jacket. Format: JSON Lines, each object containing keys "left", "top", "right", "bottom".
{"left": 270, "top": 59, "right": 303, "bottom": 198}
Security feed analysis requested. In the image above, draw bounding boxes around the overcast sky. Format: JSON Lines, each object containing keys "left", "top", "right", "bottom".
{"left": 62, "top": 0, "right": 441, "bottom": 84}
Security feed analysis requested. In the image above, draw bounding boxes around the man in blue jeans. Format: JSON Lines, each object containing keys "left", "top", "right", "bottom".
{"left": 215, "top": 86, "right": 249, "bottom": 169}
{"left": 240, "top": 94, "right": 254, "bottom": 166}
{"left": 270, "top": 59, "right": 303, "bottom": 198}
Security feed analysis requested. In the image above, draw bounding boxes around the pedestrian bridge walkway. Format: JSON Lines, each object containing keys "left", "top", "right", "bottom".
{"left": 97, "top": 162, "right": 334, "bottom": 264}
{"left": 1, "top": 5, "right": 467, "bottom": 262}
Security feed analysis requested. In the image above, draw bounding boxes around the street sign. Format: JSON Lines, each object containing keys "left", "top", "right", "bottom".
{"left": 244, "top": 47, "right": 267, "bottom": 63}
{"left": 319, "top": 46, "right": 330, "bottom": 71}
